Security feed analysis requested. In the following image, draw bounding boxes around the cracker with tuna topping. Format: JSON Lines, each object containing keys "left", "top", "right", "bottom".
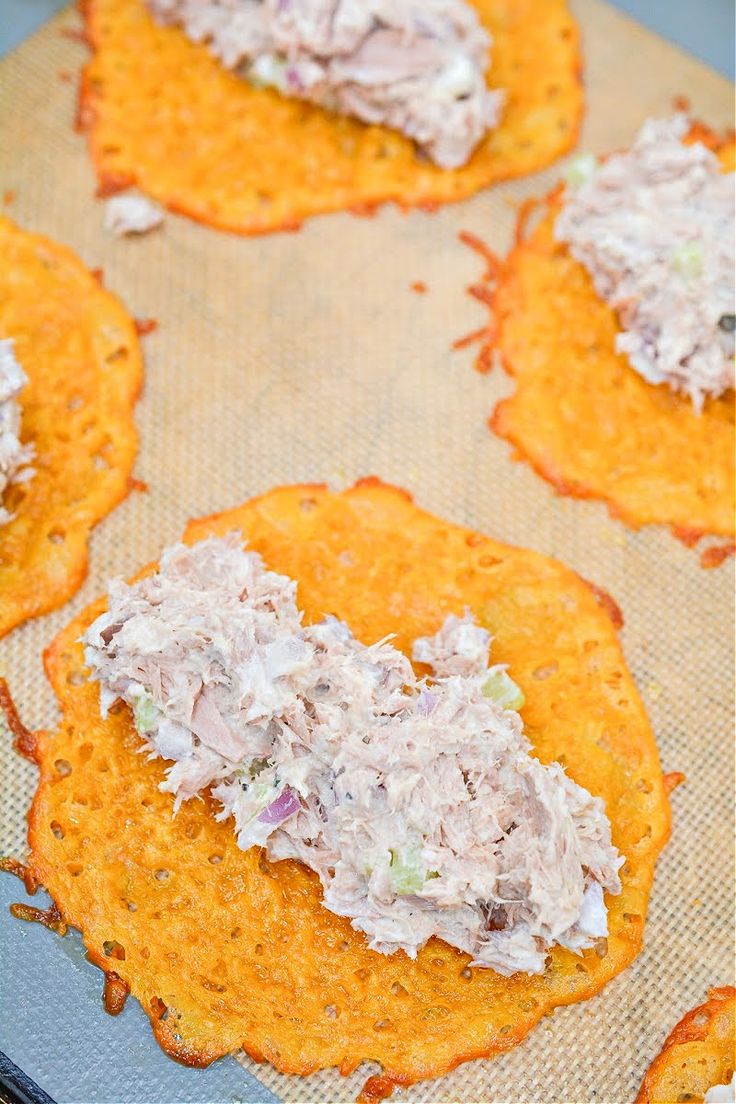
{"left": 636, "top": 987, "right": 735, "bottom": 1104}
{"left": 77, "top": 0, "right": 582, "bottom": 234}
{"left": 6, "top": 480, "right": 671, "bottom": 1100}
{"left": 459, "top": 121, "right": 735, "bottom": 565}
{"left": 0, "top": 215, "right": 141, "bottom": 637}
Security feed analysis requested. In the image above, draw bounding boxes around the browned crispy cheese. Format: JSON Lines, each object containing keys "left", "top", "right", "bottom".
{"left": 21, "top": 481, "right": 669, "bottom": 1096}
{"left": 465, "top": 134, "right": 735, "bottom": 559}
{"left": 0, "top": 216, "right": 142, "bottom": 637}
{"left": 636, "top": 987, "right": 735, "bottom": 1103}
{"left": 78, "top": 0, "right": 582, "bottom": 234}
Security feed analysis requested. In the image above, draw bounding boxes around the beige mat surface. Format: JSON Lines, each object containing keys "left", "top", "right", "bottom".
{"left": 0, "top": 3, "right": 734, "bottom": 1101}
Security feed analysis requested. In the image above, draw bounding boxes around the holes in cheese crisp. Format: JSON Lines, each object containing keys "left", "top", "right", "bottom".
{"left": 141, "top": 797, "right": 155, "bottom": 810}
{"left": 47, "top": 528, "right": 66, "bottom": 545}
{"left": 373, "top": 1018, "right": 392, "bottom": 1031}
{"left": 184, "top": 821, "right": 202, "bottom": 840}
{"left": 299, "top": 497, "right": 317, "bottom": 512}
{"left": 67, "top": 394, "right": 84, "bottom": 412}
{"left": 54, "top": 759, "right": 72, "bottom": 777}
{"left": 575, "top": 963, "right": 587, "bottom": 974}
{"left": 623, "top": 913, "right": 641, "bottom": 925}
{"left": 533, "top": 661, "right": 559, "bottom": 680}
{"left": 230, "top": 927, "right": 241, "bottom": 940}
{"left": 324, "top": 1004, "right": 339, "bottom": 1019}
{"left": 67, "top": 863, "right": 83, "bottom": 877}
{"left": 66, "top": 670, "right": 86, "bottom": 686}
{"left": 201, "top": 979, "right": 226, "bottom": 993}
{"left": 594, "top": 938, "right": 609, "bottom": 958}
{"left": 499, "top": 1024, "right": 513, "bottom": 1035}
{"left": 50, "top": 821, "right": 64, "bottom": 839}
{"left": 103, "top": 939, "right": 126, "bottom": 960}
{"left": 354, "top": 967, "right": 371, "bottom": 982}
{"left": 208, "top": 853, "right": 223, "bottom": 865}
{"left": 254, "top": 943, "right": 264, "bottom": 956}
{"left": 154, "top": 869, "right": 170, "bottom": 882}
{"left": 422, "top": 1006, "right": 449, "bottom": 1021}
{"left": 478, "top": 554, "right": 502, "bottom": 569}
{"left": 150, "top": 996, "right": 167, "bottom": 1020}
{"left": 126, "top": 901, "right": 137, "bottom": 912}
{"left": 105, "top": 347, "right": 128, "bottom": 366}
{"left": 390, "top": 982, "right": 408, "bottom": 997}
{"left": 692, "top": 1012, "right": 709, "bottom": 1027}
{"left": 430, "top": 957, "right": 445, "bottom": 968}
{"left": 92, "top": 450, "right": 111, "bottom": 471}
{"left": 338, "top": 940, "right": 350, "bottom": 952}
{"left": 460, "top": 966, "right": 473, "bottom": 981}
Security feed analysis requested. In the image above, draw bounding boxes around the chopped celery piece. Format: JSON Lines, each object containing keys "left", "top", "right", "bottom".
{"left": 389, "top": 845, "right": 425, "bottom": 895}
{"left": 132, "top": 693, "right": 159, "bottom": 734}
{"left": 673, "top": 242, "right": 703, "bottom": 280}
{"left": 564, "top": 152, "right": 598, "bottom": 188}
{"left": 482, "top": 670, "right": 525, "bottom": 711}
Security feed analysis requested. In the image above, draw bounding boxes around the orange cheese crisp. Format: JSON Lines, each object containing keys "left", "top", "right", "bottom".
{"left": 16, "top": 481, "right": 670, "bottom": 1097}
{"left": 0, "top": 216, "right": 141, "bottom": 638}
{"left": 636, "top": 987, "right": 736, "bottom": 1104}
{"left": 466, "top": 137, "right": 735, "bottom": 555}
{"left": 78, "top": 0, "right": 582, "bottom": 234}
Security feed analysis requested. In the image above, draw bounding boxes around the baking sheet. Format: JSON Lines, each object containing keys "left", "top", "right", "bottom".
{"left": 0, "top": 3, "right": 734, "bottom": 1102}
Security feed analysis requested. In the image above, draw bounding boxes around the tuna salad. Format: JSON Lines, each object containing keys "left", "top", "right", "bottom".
{"left": 0, "top": 339, "right": 35, "bottom": 526}
{"left": 84, "top": 535, "right": 623, "bottom": 975}
{"left": 104, "top": 194, "right": 165, "bottom": 237}
{"left": 148, "top": 0, "right": 504, "bottom": 169}
{"left": 705, "top": 1074, "right": 736, "bottom": 1104}
{"left": 556, "top": 115, "right": 736, "bottom": 410}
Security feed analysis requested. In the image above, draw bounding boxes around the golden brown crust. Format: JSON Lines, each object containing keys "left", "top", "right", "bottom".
{"left": 0, "top": 215, "right": 142, "bottom": 636}
{"left": 461, "top": 129, "right": 735, "bottom": 560}
{"left": 77, "top": 0, "right": 583, "bottom": 234}
{"left": 17, "top": 480, "right": 670, "bottom": 1094}
{"left": 636, "top": 987, "right": 736, "bottom": 1103}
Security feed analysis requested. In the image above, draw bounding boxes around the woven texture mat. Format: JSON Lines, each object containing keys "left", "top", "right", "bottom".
{"left": 0, "top": 4, "right": 734, "bottom": 1102}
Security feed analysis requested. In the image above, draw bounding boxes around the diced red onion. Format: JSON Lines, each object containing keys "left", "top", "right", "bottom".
{"left": 417, "top": 690, "right": 437, "bottom": 717}
{"left": 285, "top": 66, "right": 303, "bottom": 90}
{"left": 257, "top": 785, "right": 301, "bottom": 826}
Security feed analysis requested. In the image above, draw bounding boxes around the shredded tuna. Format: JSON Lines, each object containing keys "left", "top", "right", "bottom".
{"left": 0, "top": 339, "right": 35, "bottom": 526}
{"left": 148, "top": 0, "right": 503, "bottom": 169}
{"left": 555, "top": 115, "right": 735, "bottom": 410}
{"left": 705, "top": 1074, "right": 736, "bottom": 1104}
{"left": 104, "top": 195, "right": 165, "bottom": 236}
{"left": 83, "top": 535, "right": 623, "bottom": 975}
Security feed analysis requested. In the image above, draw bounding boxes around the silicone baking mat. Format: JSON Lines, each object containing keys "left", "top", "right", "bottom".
{"left": 0, "top": 3, "right": 733, "bottom": 1101}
